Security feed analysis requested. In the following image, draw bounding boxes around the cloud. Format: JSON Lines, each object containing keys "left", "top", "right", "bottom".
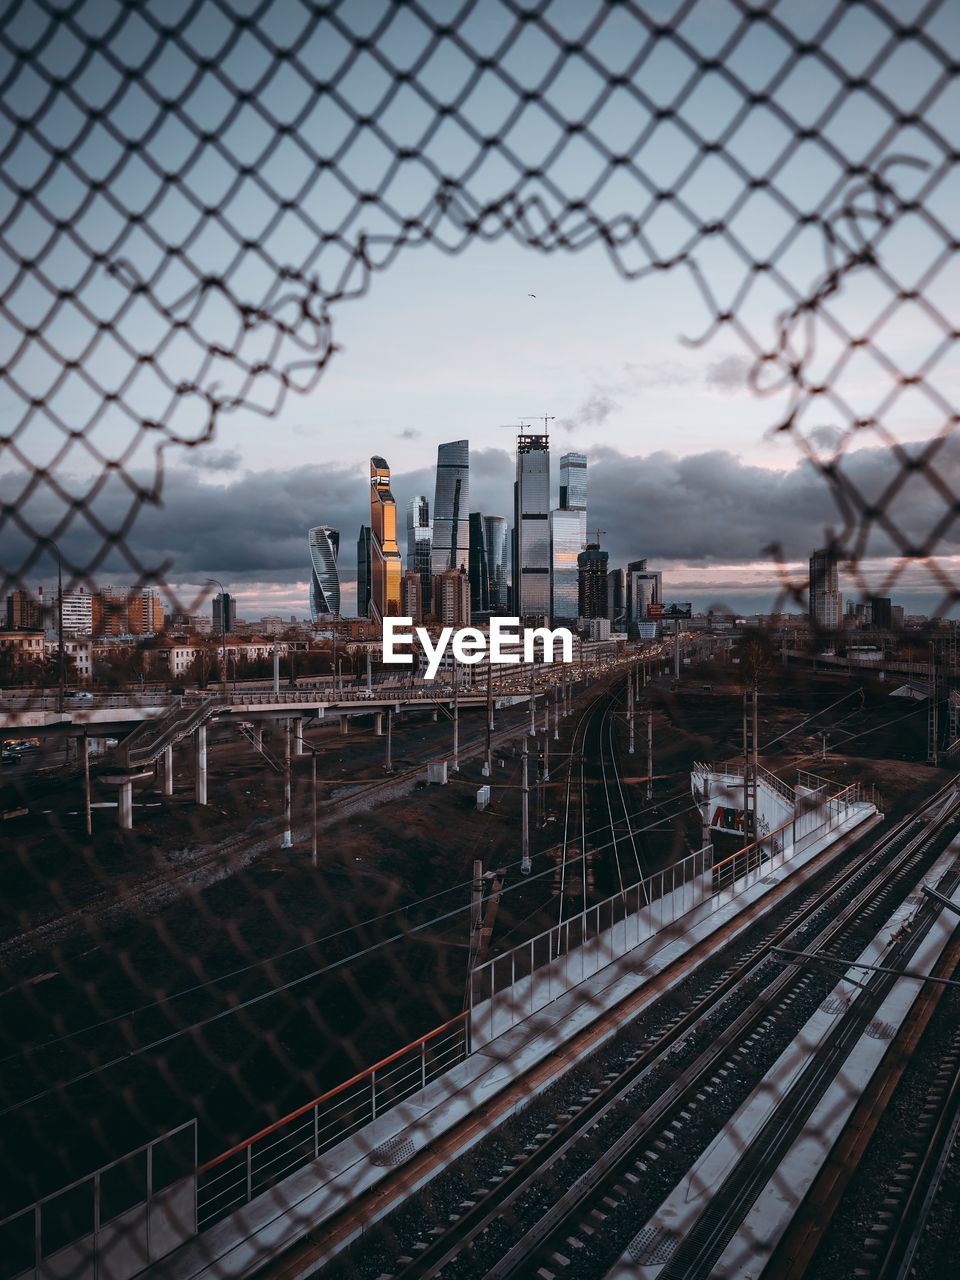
{"left": 807, "top": 424, "right": 845, "bottom": 451}
{"left": 557, "top": 391, "right": 620, "bottom": 432}
{"left": 397, "top": 427, "right": 420, "bottom": 439}
{"left": 705, "top": 353, "right": 752, "bottom": 393}
{"left": 184, "top": 447, "right": 243, "bottom": 472}
{"left": 620, "top": 360, "right": 698, "bottom": 389}
{"left": 4, "top": 437, "right": 958, "bottom": 614}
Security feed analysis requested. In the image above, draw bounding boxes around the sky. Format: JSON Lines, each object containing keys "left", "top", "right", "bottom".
{"left": 2, "top": 0, "right": 959, "bottom": 617}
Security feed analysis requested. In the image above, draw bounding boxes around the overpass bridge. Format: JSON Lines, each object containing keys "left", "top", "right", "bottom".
{"left": 1, "top": 652, "right": 670, "bottom": 829}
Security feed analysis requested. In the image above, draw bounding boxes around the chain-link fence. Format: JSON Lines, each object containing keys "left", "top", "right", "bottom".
{"left": 1, "top": 2, "right": 959, "bottom": 1278}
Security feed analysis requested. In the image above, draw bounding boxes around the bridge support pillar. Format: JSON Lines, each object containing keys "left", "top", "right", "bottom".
{"left": 118, "top": 778, "right": 133, "bottom": 830}
{"left": 293, "top": 718, "right": 304, "bottom": 756}
{"left": 162, "top": 744, "right": 174, "bottom": 797}
{"left": 373, "top": 711, "right": 384, "bottom": 736}
{"left": 339, "top": 717, "right": 349, "bottom": 736}
{"left": 253, "top": 724, "right": 263, "bottom": 752}
{"left": 431, "top": 708, "right": 438, "bottom": 722}
{"left": 195, "top": 723, "right": 208, "bottom": 805}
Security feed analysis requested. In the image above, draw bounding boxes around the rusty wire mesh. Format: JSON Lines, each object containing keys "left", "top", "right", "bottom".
{"left": 1, "top": 0, "right": 959, "bottom": 1277}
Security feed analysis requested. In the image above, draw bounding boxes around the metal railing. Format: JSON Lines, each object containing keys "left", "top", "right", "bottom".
{"left": 696, "top": 760, "right": 797, "bottom": 805}
{"left": 124, "top": 696, "right": 225, "bottom": 769}
{"left": 195, "top": 1014, "right": 468, "bottom": 1228}
{"left": 0, "top": 1121, "right": 196, "bottom": 1280}
{"left": 469, "top": 780, "right": 874, "bottom": 1044}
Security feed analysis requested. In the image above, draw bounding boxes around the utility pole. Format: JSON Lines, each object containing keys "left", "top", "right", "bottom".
{"left": 742, "top": 689, "right": 749, "bottom": 845}
{"left": 471, "top": 859, "right": 484, "bottom": 934}
{"left": 553, "top": 682, "right": 560, "bottom": 739}
{"left": 366, "top": 648, "right": 372, "bottom": 692}
{"left": 752, "top": 680, "right": 759, "bottom": 840}
{"left": 310, "top": 748, "right": 318, "bottom": 868}
{"left": 521, "top": 736, "right": 531, "bottom": 874}
{"left": 627, "top": 670, "right": 635, "bottom": 754}
{"left": 55, "top": 546, "right": 64, "bottom": 713}
{"left": 542, "top": 708, "right": 550, "bottom": 781}
{"left": 82, "top": 731, "right": 92, "bottom": 837}
{"left": 646, "top": 711, "right": 653, "bottom": 801}
{"left": 485, "top": 658, "right": 494, "bottom": 778}
{"left": 272, "top": 641, "right": 280, "bottom": 695}
{"left": 452, "top": 658, "right": 459, "bottom": 771}
{"left": 529, "top": 663, "right": 537, "bottom": 736}
{"left": 281, "top": 719, "right": 292, "bottom": 849}
{"left": 385, "top": 706, "right": 393, "bottom": 773}
{"left": 674, "top": 620, "right": 681, "bottom": 681}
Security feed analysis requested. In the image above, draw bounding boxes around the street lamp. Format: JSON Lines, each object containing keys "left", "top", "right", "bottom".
{"left": 206, "top": 578, "right": 229, "bottom": 699}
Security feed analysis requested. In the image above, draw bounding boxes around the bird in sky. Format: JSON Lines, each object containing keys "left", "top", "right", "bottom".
{"left": 528, "top": 292, "right": 536, "bottom": 297}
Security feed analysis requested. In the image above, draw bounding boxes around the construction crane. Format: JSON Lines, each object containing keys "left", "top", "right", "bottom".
{"left": 498, "top": 416, "right": 556, "bottom": 436}
{"left": 588, "top": 527, "right": 607, "bottom": 546}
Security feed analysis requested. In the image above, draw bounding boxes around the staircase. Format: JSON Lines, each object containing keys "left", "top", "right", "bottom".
{"left": 121, "top": 694, "right": 226, "bottom": 769}
{"left": 236, "top": 722, "right": 283, "bottom": 774}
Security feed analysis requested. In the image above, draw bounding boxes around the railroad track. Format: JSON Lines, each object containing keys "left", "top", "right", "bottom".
{"left": 557, "top": 670, "right": 648, "bottom": 912}
{"left": 866, "top": 1020, "right": 960, "bottom": 1280}
{"left": 805, "top": 982, "right": 960, "bottom": 1280}
{"left": 638, "top": 850, "right": 960, "bottom": 1280}
{"left": 326, "top": 780, "right": 960, "bottom": 1280}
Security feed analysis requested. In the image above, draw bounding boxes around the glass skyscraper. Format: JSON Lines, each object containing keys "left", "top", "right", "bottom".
{"left": 551, "top": 451, "right": 587, "bottom": 624}
{"left": 308, "top": 525, "right": 340, "bottom": 620}
{"left": 407, "top": 495, "right": 432, "bottom": 615}
{"left": 432, "top": 440, "right": 470, "bottom": 573}
{"left": 369, "top": 457, "right": 402, "bottom": 623}
{"left": 357, "top": 524, "right": 372, "bottom": 619}
{"left": 513, "top": 432, "right": 550, "bottom": 623}
{"left": 484, "top": 515, "right": 509, "bottom": 613}
{"left": 809, "top": 548, "right": 841, "bottom": 628}
{"left": 559, "top": 451, "right": 587, "bottom": 510}
{"left": 608, "top": 567, "right": 626, "bottom": 627}
{"left": 468, "top": 512, "right": 489, "bottom": 616}
{"left": 578, "top": 543, "right": 608, "bottom": 619}
{"left": 550, "top": 509, "right": 585, "bottom": 623}
{"left": 626, "top": 559, "right": 663, "bottom": 631}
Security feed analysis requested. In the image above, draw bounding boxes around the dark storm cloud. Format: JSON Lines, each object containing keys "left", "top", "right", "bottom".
{"left": 589, "top": 439, "right": 960, "bottom": 568}
{"left": 3, "top": 437, "right": 957, "bottom": 583}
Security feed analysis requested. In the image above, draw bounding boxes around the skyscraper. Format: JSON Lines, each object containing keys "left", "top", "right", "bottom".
{"left": 401, "top": 569, "right": 422, "bottom": 623}
{"left": 608, "top": 568, "right": 626, "bottom": 628}
{"left": 809, "top": 548, "right": 841, "bottom": 629}
{"left": 432, "top": 440, "right": 470, "bottom": 574}
{"left": 468, "top": 512, "right": 490, "bottom": 617}
{"left": 357, "top": 525, "right": 372, "bottom": 619}
{"left": 369, "top": 456, "right": 402, "bottom": 624}
{"left": 484, "top": 515, "right": 509, "bottom": 614}
{"left": 308, "top": 526, "right": 340, "bottom": 620}
{"left": 5, "top": 588, "right": 43, "bottom": 630}
{"left": 626, "top": 560, "right": 662, "bottom": 632}
{"left": 432, "top": 566, "right": 471, "bottom": 626}
{"left": 550, "top": 451, "right": 587, "bottom": 624}
{"left": 212, "top": 591, "right": 234, "bottom": 634}
{"left": 513, "top": 431, "right": 550, "bottom": 623}
{"left": 406, "top": 495, "right": 432, "bottom": 615}
{"left": 578, "top": 543, "right": 609, "bottom": 620}
{"left": 550, "top": 510, "right": 584, "bottom": 623}
{"left": 559, "top": 451, "right": 587, "bottom": 510}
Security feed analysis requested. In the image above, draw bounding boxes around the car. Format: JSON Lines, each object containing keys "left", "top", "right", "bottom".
{"left": 65, "top": 690, "right": 94, "bottom": 700}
